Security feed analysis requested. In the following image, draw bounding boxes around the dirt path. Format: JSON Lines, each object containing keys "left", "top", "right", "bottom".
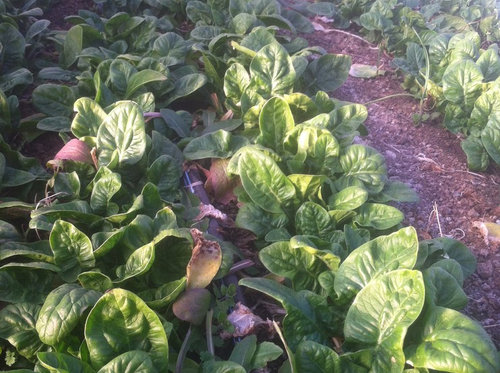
{"left": 304, "top": 23, "right": 500, "bottom": 347}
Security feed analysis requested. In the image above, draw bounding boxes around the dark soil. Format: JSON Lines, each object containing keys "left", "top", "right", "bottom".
{"left": 304, "top": 19, "right": 500, "bottom": 347}
{"left": 43, "top": 0, "right": 96, "bottom": 30}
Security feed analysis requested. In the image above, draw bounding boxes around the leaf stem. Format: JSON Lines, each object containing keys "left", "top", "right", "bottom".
{"left": 176, "top": 324, "right": 192, "bottom": 373}
{"left": 362, "top": 93, "right": 415, "bottom": 105}
{"left": 206, "top": 309, "right": 215, "bottom": 356}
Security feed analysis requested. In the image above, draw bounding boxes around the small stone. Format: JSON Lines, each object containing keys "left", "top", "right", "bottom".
{"left": 385, "top": 150, "right": 397, "bottom": 160}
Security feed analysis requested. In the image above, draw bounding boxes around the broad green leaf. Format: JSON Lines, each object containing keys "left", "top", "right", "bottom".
{"left": 37, "top": 352, "right": 95, "bottom": 373}
{"left": 375, "top": 181, "right": 419, "bottom": 203}
{"left": 0, "top": 303, "right": 43, "bottom": 359}
{"left": 92, "top": 229, "right": 125, "bottom": 258}
{"left": 295, "top": 202, "right": 334, "bottom": 240}
{"left": 153, "top": 32, "right": 187, "bottom": 66}
{"left": 143, "top": 278, "right": 186, "bottom": 309}
{"left": 0, "top": 68, "right": 33, "bottom": 93}
{"left": 421, "top": 237, "right": 476, "bottom": 278}
{"left": 258, "top": 97, "right": 295, "bottom": 153}
{"left": 1, "top": 167, "right": 36, "bottom": 187}
{"left": 476, "top": 48, "right": 500, "bottom": 82}
{"left": 115, "top": 243, "right": 155, "bottom": 283}
{"left": 85, "top": 288, "right": 168, "bottom": 371}
{"left": 32, "top": 84, "right": 75, "bottom": 117}
{"left": 249, "top": 43, "right": 296, "bottom": 96}
{"left": 90, "top": 168, "right": 121, "bottom": 215}
{"left": 229, "top": 335, "right": 257, "bottom": 370}
{"left": 338, "top": 145, "right": 387, "bottom": 194}
{"left": 345, "top": 270, "right": 424, "bottom": 344}
{"left": 240, "top": 27, "right": 276, "bottom": 52}
{"left": 469, "top": 84, "right": 500, "bottom": 132}
{"left": 461, "top": 135, "right": 490, "bottom": 171}
{"left": 250, "top": 341, "right": 283, "bottom": 370}
{"left": 72, "top": 98, "right": 107, "bottom": 139}
{"left": 78, "top": 271, "right": 113, "bottom": 292}
{"left": 481, "top": 115, "right": 500, "bottom": 164}
{"left": 97, "top": 101, "right": 146, "bottom": 167}
{"left": 25, "top": 19, "right": 51, "bottom": 43}
{"left": 329, "top": 186, "right": 368, "bottom": 210}
{"left": 345, "top": 270, "right": 424, "bottom": 372}
{"left": 147, "top": 155, "right": 181, "bottom": 201}
{"left": 0, "top": 267, "right": 53, "bottom": 303}
{"left": 36, "top": 284, "right": 101, "bottom": 345}
{"left": 353, "top": 203, "right": 404, "bottom": 230}
{"left": 303, "top": 54, "right": 351, "bottom": 94}
{"left": 0, "top": 241, "right": 52, "bottom": 262}
{"left": 164, "top": 73, "right": 207, "bottom": 105}
{"left": 238, "top": 148, "right": 296, "bottom": 214}
{"left": 423, "top": 267, "right": 467, "bottom": 310}
{"left": 406, "top": 307, "right": 500, "bottom": 373}
{"left": 235, "top": 203, "right": 288, "bottom": 238}
{"left": 60, "top": 25, "right": 83, "bottom": 68}
{"left": 287, "top": 174, "right": 326, "bottom": 202}
{"left": 335, "top": 227, "right": 419, "bottom": 298}
{"left": 183, "top": 130, "right": 249, "bottom": 160}
{"left": 125, "top": 69, "right": 167, "bottom": 98}
{"left": 0, "top": 24, "right": 25, "bottom": 71}
{"left": 291, "top": 235, "right": 340, "bottom": 270}
{"left": 442, "top": 60, "right": 484, "bottom": 110}
{"left": 159, "top": 108, "right": 190, "bottom": 138}
{"left": 109, "top": 59, "right": 136, "bottom": 97}
{"left": 97, "top": 350, "right": 157, "bottom": 373}
{"left": 295, "top": 340, "right": 339, "bottom": 373}
{"left": 49, "top": 220, "right": 95, "bottom": 282}
{"left": 259, "top": 241, "right": 324, "bottom": 291}
{"left": 223, "top": 63, "right": 250, "bottom": 109}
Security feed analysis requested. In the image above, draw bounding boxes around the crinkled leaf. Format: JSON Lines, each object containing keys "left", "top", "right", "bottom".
{"left": 72, "top": 97, "right": 107, "bottom": 138}
{"left": 353, "top": 203, "right": 404, "bottom": 230}
{"left": 442, "top": 60, "right": 484, "bottom": 110}
{"left": 97, "top": 350, "right": 157, "bottom": 373}
{"left": 32, "top": 84, "right": 75, "bottom": 117}
{"left": 257, "top": 96, "right": 295, "bottom": 153}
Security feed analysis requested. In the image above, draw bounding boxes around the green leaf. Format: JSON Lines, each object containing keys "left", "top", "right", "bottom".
{"left": 115, "top": 243, "right": 155, "bottom": 283}
{"left": 349, "top": 63, "right": 383, "bottom": 78}
{"left": 461, "top": 135, "right": 490, "bottom": 171}
{"left": 32, "top": 84, "right": 75, "bottom": 117}
{"left": 125, "top": 69, "right": 167, "bottom": 99}
{"left": 295, "top": 202, "right": 334, "bottom": 240}
{"left": 229, "top": 335, "right": 257, "bottom": 370}
{"left": 295, "top": 340, "right": 339, "bottom": 373}
{"left": 335, "top": 227, "right": 419, "bottom": 298}
{"left": 353, "top": 203, "right": 404, "bottom": 230}
{"left": 36, "top": 284, "right": 101, "bottom": 345}
{"left": 345, "top": 270, "right": 425, "bottom": 372}
{"left": 97, "top": 101, "right": 146, "bottom": 167}
{"left": 481, "top": 115, "right": 500, "bottom": 164}
{"left": 153, "top": 32, "right": 187, "bottom": 66}
{"left": 0, "top": 24, "right": 25, "bottom": 71}
{"left": 49, "top": 219, "right": 95, "bottom": 282}
{"left": 72, "top": 98, "right": 107, "bottom": 139}
{"left": 303, "top": 54, "right": 351, "bottom": 94}
{"left": 259, "top": 241, "right": 324, "bottom": 291}
{"left": 224, "top": 63, "right": 250, "bottom": 109}
{"left": 85, "top": 288, "right": 168, "bottom": 371}
{"left": 287, "top": 174, "right": 326, "bottom": 202}
{"left": 423, "top": 267, "right": 467, "bottom": 310}
{"left": 143, "top": 278, "right": 186, "bottom": 309}
{"left": 235, "top": 203, "right": 288, "bottom": 238}
{"left": 0, "top": 267, "right": 53, "bottom": 303}
{"left": 60, "top": 25, "right": 83, "bottom": 68}
{"left": 476, "top": 48, "right": 500, "bottom": 82}
{"left": 147, "top": 155, "right": 181, "bottom": 201}
{"left": 90, "top": 168, "right": 121, "bottom": 215}
{"left": 97, "top": 350, "right": 157, "bottom": 373}
{"left": 36, "top": 116, "right": 71, "bottom": 133}
{"left": 442, "top": 60, "right": 484, "bottom": 110}
{"left": 250, "top": 341, "right": 283, "bottom": 370}
{"left": 406, "top": 307, "right": 500, "bottom": 373}
{"left": 257, "top": 97, "right": 295, "bottom": 153}
{"left": 37, "top": 352, "right": 95, "bottom": 373}
{"left": 0, "top": 303, "right": 43, "bottom": 360}
{"left": 159, "top": 108, "right": 190, "bottom": 138}
{"left": 183, "top": 130, "right": 249, "bottom": 160}
{"left": 78, "top": 271, "right": 113, "bottom": 292}
{"left": 237, "top": 148, "right": 296, "bottom": 214}
{"left": 329, "top": 186, "right": 368, "bottom": 210}
{"left": 249, "top": 43, "right": 296, "bottom": 96}
{"left": 0, "top": 68, "right": 33, "bottom": 93}
{"left": 164, "top": 73, "right": 207, "bottom": 105}
{"left": 338, "top": 145, "right": 387, "bottom": 194}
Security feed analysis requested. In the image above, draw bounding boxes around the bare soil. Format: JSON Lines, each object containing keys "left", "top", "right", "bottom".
{"left": 304, "top": 20, "right": 500, "bottom": 347}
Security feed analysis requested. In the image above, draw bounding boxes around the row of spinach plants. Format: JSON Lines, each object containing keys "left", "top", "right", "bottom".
{"left": 0, "top": 0, "right": 498, "bottom": 372}
{"left": 326, "top": 0, "right": 500, "bottom": 171}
